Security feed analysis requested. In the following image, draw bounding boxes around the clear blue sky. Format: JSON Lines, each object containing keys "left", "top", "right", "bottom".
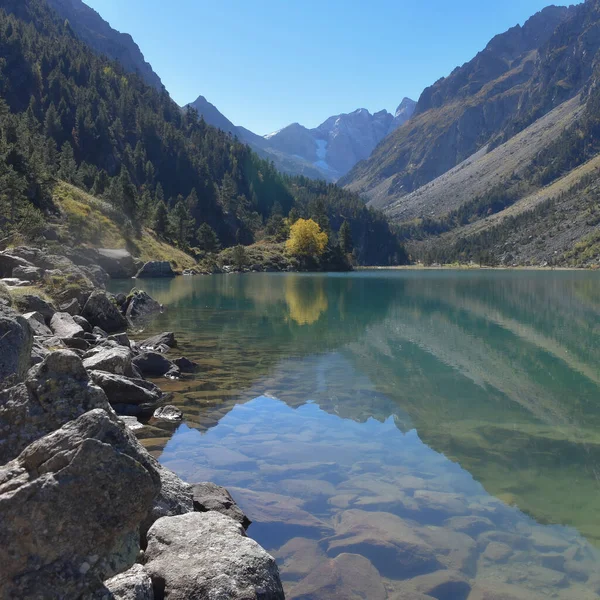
{"left": 84, "top": 0, "right": 578, "bottom": 135}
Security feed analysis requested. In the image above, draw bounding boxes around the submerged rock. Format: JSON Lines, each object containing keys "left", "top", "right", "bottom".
{"left": 89, "top": 371, "right": 163, "bottom": 407}
{"left": 191, "top": 482, "right": 252, "bottom": 530}
{"left": 144, "top": 512, "right": 285, "bottom": 599}
{"left": 0, "top": 409, "right": 160, "bottom": 599}
{"left": 0, "top": 304, "right": 34, "bottom": 391}
{"left": 288, "top": 553, "right": 387, "bottom": 600}
{"left": 153, "top": 405, "right": 183, "bottom": 421}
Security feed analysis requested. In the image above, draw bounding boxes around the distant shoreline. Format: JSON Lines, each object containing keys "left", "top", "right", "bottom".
{"left": 356, "top": 265, "right": 599, "bottom": 272}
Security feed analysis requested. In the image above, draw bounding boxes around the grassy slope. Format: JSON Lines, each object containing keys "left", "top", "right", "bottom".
{"left": 53, "top": 182, "right": 197, "bottom": 271}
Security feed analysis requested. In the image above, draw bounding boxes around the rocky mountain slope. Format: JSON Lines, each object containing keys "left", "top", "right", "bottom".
{"left": 188, "top": 95, "right": 416, "bottom": 182}
{"left": 46, "top": 0, "right": 163, "bottom": 90}
{"left": 342, "top": 1, "right": 600, "bottom": 267}
{"left": 341, "top": 5, "right": 577, "bottom": 205}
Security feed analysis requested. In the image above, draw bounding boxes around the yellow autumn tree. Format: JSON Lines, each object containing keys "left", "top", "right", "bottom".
{"left": 285, "top": 218, "right": 328, "bottom": 258}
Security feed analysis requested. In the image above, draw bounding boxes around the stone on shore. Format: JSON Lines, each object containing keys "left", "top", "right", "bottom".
{"left": 192, "top": 481, "right": 252, "bottom": 529}
{"left": 135, "top": 260, "right": 176, "bottom": 278}
{"left": 0, "top": 409, "right": 160, "bottom": 599}
{"left": 82, "top": 290, "right": 128, "bottom": 333}
{"left": 173, "top": 356, "right": 198, "bottom": 373}
{"left": 0, "top": 305, "right": 34, "bottom": 391}
{"left": 125, "top": 289, "right": 162, "bottom": 322}
{"left": 95, "top": 248, "right": 138, "bottom": 279}
{"left": 0, "top": 251, "right": 34, "bottom": 277}
{"left": 22, "top": 311, "right": 52, "bottom": 336}
{"left": 60, "top": 298, "right": 81, "bottom": 315}
{"left": 144, "top": 512, "right": 285, "bottom": 599}
{"left": 133, "top": 351, "right": 179, "bottom": 377}
{"left": 50, "top": 312, "right": 85, "bottom": 339}
{"left": 89, "top": 371, "right": 163, "bottom": 406}
{"left": 12, "top": 293, "right": 56, "bottom": 323}
{"left": 0, "top": 350, "right": 110, "bottom": 463}
{"left": 139, "top": 331, "right": 177, "bottom": 351}
{"left": 83, "top": 346, "right": 133, "bottom": 376}
{"left": 102, "top": 564, "right": 154, "bottom": 600}
{"left": 12, "top": 264, "right": 42, "bottom": 282}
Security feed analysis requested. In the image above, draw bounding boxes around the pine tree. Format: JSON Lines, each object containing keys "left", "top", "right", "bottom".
{"left": 58, "top": 142, "right": 77, "bottom": 182}
{"left": 169, "top": 199, "right": 195, "bottom": 246}
{"left": 197, "top": 223, "right": 220, "bottom": 253}
{"left": 153, "top": 200, "right": 169, "bottom": 236}
{"left": 339, "top": 220, "right": 353, "bottom": 254}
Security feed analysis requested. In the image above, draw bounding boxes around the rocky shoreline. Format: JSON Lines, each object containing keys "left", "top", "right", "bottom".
{"left": 0, "top": 246, "right": 286, "bottom": 599}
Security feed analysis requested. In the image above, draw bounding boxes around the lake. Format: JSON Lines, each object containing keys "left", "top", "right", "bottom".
{"left": 110, "top": 270, "right": 600, "bottom": 599}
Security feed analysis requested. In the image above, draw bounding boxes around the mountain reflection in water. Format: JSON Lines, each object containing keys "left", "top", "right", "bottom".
{"left": 109, "top": 270, "right": 600, "bottom": 598}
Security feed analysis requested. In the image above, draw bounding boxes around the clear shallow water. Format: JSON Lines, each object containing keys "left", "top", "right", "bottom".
{"left": 110, "top": 271, "right": 600, "bottom": 598}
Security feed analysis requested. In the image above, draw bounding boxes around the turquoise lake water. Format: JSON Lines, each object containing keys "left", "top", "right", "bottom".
{"left": 110, "top": 270, "right": 600, "bottom": 599}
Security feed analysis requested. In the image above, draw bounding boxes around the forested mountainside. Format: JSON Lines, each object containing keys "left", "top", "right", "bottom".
{"left": 342, "top": 1, "right": 600, "bottom": 267}
{"left": 46, "top": 0, "right": 163, "bottom": 91}
{"left": 0, "top": 0, "right": 404, "bottom": 266}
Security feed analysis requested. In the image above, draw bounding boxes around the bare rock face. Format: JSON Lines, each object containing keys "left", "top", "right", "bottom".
{"left": 0, "top": 304, "right": 34, "bottom": 391}
{"left": 0, "top": 409, "right": 160, "bottom": 599}
{"left": 82, "top": 290, "right": 128, "bottom": 333}
{"left": 144, "top": 512, "right": 285, "bottom": 600}
{"left": 192, "top": 481, "right": 252, "bottom": 530}
{"left": 0, "top": 350, "right": 110, "bottom": 464}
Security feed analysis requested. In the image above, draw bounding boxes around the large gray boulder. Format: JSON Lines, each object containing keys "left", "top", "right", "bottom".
{"left": 0, "top": 305, "right": 33, "bottom": 390}
{"left": 89, "top": 371, "right": 163, "bottom": 406}
{"left": 0, "top": 350, "right": 110, "bottom": 463}
{"left": 83, "top": 345, "right": 133, "bottom": 376}
{"left": 0, "top": 409, "right": 160, "bottom": 599}
{"left": 192, "top": 482, "right": 252, "bottom": 529}
{"left": 125, "top": 289, "right": 162, "bottom": 322}
{"left": 50, "top": 311, "right": 85, "bottom": 338}
{"left": 96, "top": 248, "right": 138, "bottom": 279}
{"left": 135, "top": 261, "right": 175, "bottom": 278}
{"left": 144, "top": 512, "right": 285, "bottom": 600}
{"left": 82, "top": 290, "right": 128, "bottom": 333}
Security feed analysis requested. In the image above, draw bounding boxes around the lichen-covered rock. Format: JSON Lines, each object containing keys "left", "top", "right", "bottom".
{"left": 144, "top": 512, "right": 285, "bottom": 600}
{"left": 89, "top": 371, "right": 163, "bottom": 406}
{"left": 82, "top": 290, "right": 128, "bottom": 333}
{"left": 50, "top": 311, "right": 85, "bottom": 339}
{"left": 0, "top": 304, "right": 33, "bottom": 391}
{"left": 125, "top": 289, "right": 162, "bottom": 322}
{"left": 0, "top": 409, "right": 160, "bottom": 599}
{"left": 102, "top": 564, "right": 154, "bottom": 600}
{"left": 0, "top": 350, "right": 110, "bottom": 463}
{"left": 192, "top": 482, "right": 251, "bottom": 530}
{"left": 135, "top": 261, "right": 175, "bottom": 278}
{"left": 83, "top": 346, "right": 133, "bottom": 376}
